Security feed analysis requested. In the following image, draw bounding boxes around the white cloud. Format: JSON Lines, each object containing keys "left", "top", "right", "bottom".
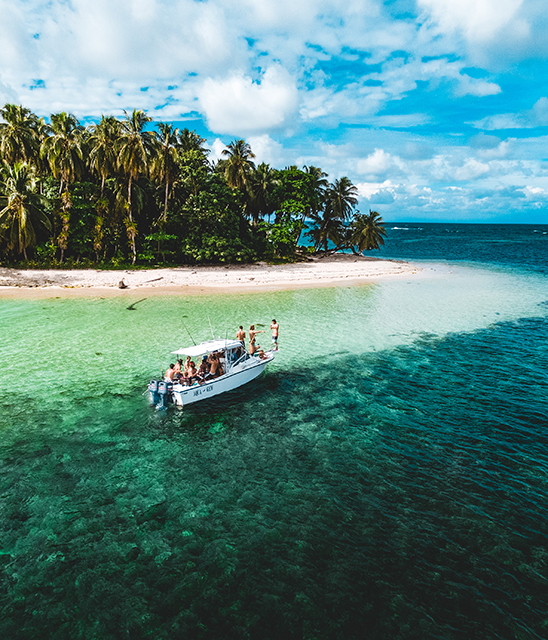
{"left": 356, "top": 180, "right": 398, "bottom": 199}
{"left": 209, "top": 138, "right": 227, "bottom": 164}
{"left": 472, "top": 97, "right": 548, "bottom": 130}
{"left": 476, "top": 141, "right": 511, "bottom": 159}
{"left": 357, "top": 149, "right": 394, "bottom": 176}
{"left": 454, "top": 158, "right": 490, "bottom": 180}
{"left": 197, "top": 67, "right": 298, "bottom": 134}
{"left": 0, "top": 0, "right": 547, "bottom": 223}
{"left": 417, "top": 0, "right": 524, "bottom": 43}
{"left": 455, "top": 75, "right": 501, "bottom": 97}
{"left": 247, "top": 134, "right": 286, "bottom": 166}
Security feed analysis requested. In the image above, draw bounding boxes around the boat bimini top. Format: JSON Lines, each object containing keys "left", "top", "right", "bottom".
{"left": 171, "top": 339, "right": 243, "bottom": 358}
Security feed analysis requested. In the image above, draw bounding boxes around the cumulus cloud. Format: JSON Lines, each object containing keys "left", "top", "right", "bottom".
{"left": 198, "top": 67, "right": 298, "bottom": 134}
{"left": 356, "top": 180, "right": 398, "bottom": 200}
{"left": 247, "top": 134, "right": 286, "bottom": 166}
{"left": 365, "top": 189, "right": 396, "bottom": 205}
{"left": 357, "top": 149, "right": 394, "bottom": 177}
{"left": 208, "top": 138, "right": 228, "bottom": 164}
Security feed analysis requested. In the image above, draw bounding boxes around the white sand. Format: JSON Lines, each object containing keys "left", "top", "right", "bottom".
{"left": 0, "top": 255, "right": 421, "bottom": 298}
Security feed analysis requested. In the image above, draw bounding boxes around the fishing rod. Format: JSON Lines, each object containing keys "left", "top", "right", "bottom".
{"left": 182, "top": 321, "right": 196, "bottom": 346}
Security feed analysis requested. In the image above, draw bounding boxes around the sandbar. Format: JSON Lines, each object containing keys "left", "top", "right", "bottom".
{"left": 0, "top": 254, "right": 421, "bottom": 299}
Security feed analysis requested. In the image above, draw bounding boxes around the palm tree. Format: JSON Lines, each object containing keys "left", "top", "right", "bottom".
{"left": 154, "top": 122, "right": 179, "bottom": 224}
{"left": 33, "top": 117, "right": 54, "bottom": 193}
{"left": 300, "top": 165, "right": 329, "bottom": 242}
{"left": 117, "top": 109, "right": 158, "bottom": 264}
{"left": 88, "top": 115, "right": 121, "bottom": 198}
{"left": 40, "top": 112, "right": 85, "bottom": 195}
{"left": 325, "top": 176, "right": 358, "bottom": 221}
{"left": 248, "top": 163, "right": 278, "bottom": 225}
{"left": 349, "top": 210, "right": 387, "bottom": 253}
{"left": 0, "top": 162, "right": 50, "bottom": 260}
{"left": 221, "top": 139, "right": 255, "bottom": 191}
{"left": 177, "top": 128, "right": 208, "bottom": 155}
{"left": 87, "top": 116, "right": 122, "bottom": 261}
{"left": 313, "top": 176, "right": 358, "bottom": 252}
{"left": 0, "top": 104, "right": 40, "bottom": 165}
{"left": 309, "top": 210, "right": 345, "bottom": 253}
{"left": 304, "top": 165, "right": 329, "bottom": 220}
{"left": 40, "top": 112, "right": 85, "bottom": 261}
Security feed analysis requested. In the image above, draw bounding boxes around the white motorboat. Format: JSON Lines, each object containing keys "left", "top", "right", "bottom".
{"left": 147, "top": 339, "right": 275, "bottom": 408}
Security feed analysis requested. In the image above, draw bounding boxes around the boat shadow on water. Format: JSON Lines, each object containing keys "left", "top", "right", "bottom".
{"left": 148, "top": 370, "right": 283, "bottom": 436}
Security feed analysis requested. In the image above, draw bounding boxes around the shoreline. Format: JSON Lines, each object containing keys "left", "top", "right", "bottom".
{"left": 0, "top": 255, "right": 422, "bottom": 299}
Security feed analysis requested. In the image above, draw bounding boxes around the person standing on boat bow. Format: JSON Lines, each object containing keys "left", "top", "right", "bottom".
{"left": 270, "top": 319, "right": 279, "bottom": 351}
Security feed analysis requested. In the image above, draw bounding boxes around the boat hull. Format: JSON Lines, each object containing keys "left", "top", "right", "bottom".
{"left": 148, "top": 356, "right": 271, "bottom": 407}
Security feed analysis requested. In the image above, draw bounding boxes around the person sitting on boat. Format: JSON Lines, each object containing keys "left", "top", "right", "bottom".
{"left": 188, "top": 361, "right": 199, "bottom": 385}
{"left": 257, "top": 350, "right": 268, "bottom": 360}
{"left": 249, "top": 325, "right": 264, "bottom": 355}
{"left": 173, "top": 359, "right": 183, "bottom": 380}
{"left": 197, "top": 358, "right": 209, "bottom": 382}
{"left": 183, "top": 356, "right": 191, "bottom": 375}
{"left": 165, "top": 364, "right": 175, "bottom": 381}
{"left": 207, "top": 352, "right": 223, "bottom": 378}
{"left": 213, "top": 353, "right": 224, "bottom": 377}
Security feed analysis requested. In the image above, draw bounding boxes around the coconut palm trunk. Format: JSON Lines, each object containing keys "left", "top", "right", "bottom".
{"left": 127, "top": 174, "right": 137, "bottom": 264}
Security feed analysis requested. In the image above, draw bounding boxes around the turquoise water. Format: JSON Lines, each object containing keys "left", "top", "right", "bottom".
{"left": 1, "top": 261, "right": 547, "bottom": 638}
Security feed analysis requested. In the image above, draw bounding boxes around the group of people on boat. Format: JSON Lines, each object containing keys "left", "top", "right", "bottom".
{"left": 164, "top": 320, "right": 279, "bottom": 384}
{"left": 237, "top": 320, "right": 279, "bottom": 356}
{"left": 165, "top": 350, "right": 229, "bottom": 386}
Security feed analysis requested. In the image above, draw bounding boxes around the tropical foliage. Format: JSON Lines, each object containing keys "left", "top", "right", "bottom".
{"left": 0, "top": 103, "right": 386, "bottom": 266}
{"left": 348, "top": 210, "right": 387, "bottom": 253}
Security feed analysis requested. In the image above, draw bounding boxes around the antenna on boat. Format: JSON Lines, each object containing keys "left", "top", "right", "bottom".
{"left": 208, "top": 316, "right": 215, "bottom": 340}
{"left": 182, "top": 321, "right": 196, "bottom": 346}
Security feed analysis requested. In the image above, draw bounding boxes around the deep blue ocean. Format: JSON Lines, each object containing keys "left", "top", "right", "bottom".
{"left": 377, "top": 222, "right": 548, "bottom": 275}
{"left": 0, "top": 224, "right": 547, "bottom": 639}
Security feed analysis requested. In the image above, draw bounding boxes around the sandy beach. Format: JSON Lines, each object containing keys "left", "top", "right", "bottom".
{"left": 0, "top": 255, "right": 421, "bottom": 298}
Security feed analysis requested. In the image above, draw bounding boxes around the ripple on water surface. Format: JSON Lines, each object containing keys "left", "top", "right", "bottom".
{"left": 0, "top": 266, "right": 547, "bottom": 639}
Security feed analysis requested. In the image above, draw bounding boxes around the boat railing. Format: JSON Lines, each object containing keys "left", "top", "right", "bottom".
{"left": 229, "top": 353, "right": 248, "bottom": 371}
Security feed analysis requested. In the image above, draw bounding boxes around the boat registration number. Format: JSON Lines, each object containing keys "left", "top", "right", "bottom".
{"left": 193, "top": 385, "right": 213, "bottom": 397}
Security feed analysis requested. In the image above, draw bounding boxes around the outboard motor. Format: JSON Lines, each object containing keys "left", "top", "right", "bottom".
{"left": 148, "top": 380, "right": 160, "bottom": 406}
{"left": 157, "top": 381, "right": 173, "bottom": 410}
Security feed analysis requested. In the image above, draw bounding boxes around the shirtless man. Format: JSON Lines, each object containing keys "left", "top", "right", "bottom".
{"left": 270, "top": 319, "right": 279, "bottom": 351}
{"left": 197, "top": 358, "right": 209, "bottom": 382}
{"left": 236, "top": 325, "right": 246, "bottom": 344}
{"left": 188, "top": 361, "right": 198, "bottom": 384}
{"left": 208, "top": 352, "right": 223, "bottom": 378}
{"left": 182, "top": 356, "right": 191, "bottom": 374}
{"left": 165, "top": 363, "right": 175, "bottom": 381}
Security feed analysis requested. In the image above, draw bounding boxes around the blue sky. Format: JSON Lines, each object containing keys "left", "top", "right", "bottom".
{"left": 2, "top": 0, "right": 548, "bottom": 222}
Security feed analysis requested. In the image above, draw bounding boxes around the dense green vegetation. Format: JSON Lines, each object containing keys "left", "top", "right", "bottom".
{"left": 0, "top": 104, "right": 386, "bottom": 267}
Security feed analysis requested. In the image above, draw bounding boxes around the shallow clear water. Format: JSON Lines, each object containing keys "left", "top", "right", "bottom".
{"left": 1, "top": 263, "right": 547, "bottom": 639}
